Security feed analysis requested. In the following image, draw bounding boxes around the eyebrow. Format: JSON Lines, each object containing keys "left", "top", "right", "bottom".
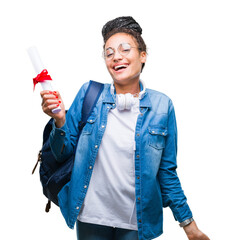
{"left": 105, "top": 47, "right": 113, "bottom": 51}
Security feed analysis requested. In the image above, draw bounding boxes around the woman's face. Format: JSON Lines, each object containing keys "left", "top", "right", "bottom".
{"left": 104, "top": 33, "right": 146, "bottom": 86}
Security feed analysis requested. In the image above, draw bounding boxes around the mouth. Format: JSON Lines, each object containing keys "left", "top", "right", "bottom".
{"left": 113, "top": 64, "right": 129, "bottom": 72}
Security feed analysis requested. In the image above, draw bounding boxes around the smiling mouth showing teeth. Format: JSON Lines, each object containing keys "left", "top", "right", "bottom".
{"left": 114, "top": 65, "right": 128, "bottom": 71}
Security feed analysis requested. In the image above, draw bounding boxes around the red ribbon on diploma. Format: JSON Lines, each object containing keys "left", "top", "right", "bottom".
{"left": 33, "top": 69, "right": 52, "bottom": 91}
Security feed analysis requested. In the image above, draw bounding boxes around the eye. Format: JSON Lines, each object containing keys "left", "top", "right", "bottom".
{"left": 122, "top": 48, "right": 130, "bottom": 53}
{"left": 106, "top": 53, "right": 113, "bottom": 58}
{"left": 105, "top": 48, "right": 114, "bottom": 58}
{"left": 120, "top": 43, "right": 131, "bottom": 54}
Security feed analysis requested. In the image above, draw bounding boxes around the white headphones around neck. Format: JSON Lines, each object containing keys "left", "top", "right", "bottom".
{"left": 110, "top": 80, "right": 146, "bottom": 111}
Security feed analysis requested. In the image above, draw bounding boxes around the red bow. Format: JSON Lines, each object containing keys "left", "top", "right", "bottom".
{"left": 33, "top": 69, "right": 52, "bottom": 91}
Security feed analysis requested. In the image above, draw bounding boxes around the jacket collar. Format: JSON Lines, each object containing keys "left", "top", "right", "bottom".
{"left": 102, "top": 86, "right": 115, "bottom": 104}
{"left": 139, "top": 91, "right": 152, "bottom": 108}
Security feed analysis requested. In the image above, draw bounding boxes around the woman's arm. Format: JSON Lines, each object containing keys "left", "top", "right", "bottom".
{"left": 158, "top": 100, "right": 192, "bottom": 222}
{"left": 158, "top": 100, "right": 209, "bottom": 239}
{"left": 184, "top": 221, "right": 210, "bottom": 240}
{"left": 41, "top": 82, "right": 89, "bottom": 162}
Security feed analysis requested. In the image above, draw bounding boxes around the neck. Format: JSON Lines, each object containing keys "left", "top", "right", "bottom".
{"left": 114, "top": 79, "right": 140, "bottom": 95}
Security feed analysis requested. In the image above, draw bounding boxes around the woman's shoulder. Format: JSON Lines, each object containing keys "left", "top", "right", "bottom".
{"left": 146, "top": 88, "right": 172, "bottom": 102}
{"left": 146, "top": 88, "right": 175, "bottom": 115}
{"left": 81, "top": 81, "right": 110, "bottom": 89}
{"left": 78, "top": 81, "right": 108, "bottom": 93}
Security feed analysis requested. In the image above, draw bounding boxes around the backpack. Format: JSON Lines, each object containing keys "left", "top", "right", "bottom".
{"left": 32, "top": 81, "right": 104, "bottom": 212}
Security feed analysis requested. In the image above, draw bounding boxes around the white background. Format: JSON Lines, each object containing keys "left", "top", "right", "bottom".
{"left": 0, "top": 0, "right": 236, "bottom": 239}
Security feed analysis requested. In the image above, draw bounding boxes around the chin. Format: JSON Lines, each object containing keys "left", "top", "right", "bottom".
{"left": 111, "top": 72, "right": 140, "bottom": 85}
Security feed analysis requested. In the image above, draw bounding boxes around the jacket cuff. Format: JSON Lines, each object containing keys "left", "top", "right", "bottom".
{"left": 49, "top": 120, "right": 69, "bottom": 161}
{"left": 52, "top": 119, "right": 68, "bottom": 135}
{"left": 172, "top": 202, "right": 193, "bottom": 223}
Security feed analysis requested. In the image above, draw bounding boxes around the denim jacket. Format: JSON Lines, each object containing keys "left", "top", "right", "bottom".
{"left": 49, "top": 82, "right": 193, "bottom": 240}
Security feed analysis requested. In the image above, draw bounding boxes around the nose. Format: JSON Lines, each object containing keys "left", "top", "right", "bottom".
{"left": 113, "top": 50, "right": 123, "bottom": 61}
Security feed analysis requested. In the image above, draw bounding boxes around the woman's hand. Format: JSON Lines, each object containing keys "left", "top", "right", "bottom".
{"left": 184, "top": 221, "right": 210, "bottom": 240}
{"left": 40, "top": 90, "right": 66, "bottom": 128}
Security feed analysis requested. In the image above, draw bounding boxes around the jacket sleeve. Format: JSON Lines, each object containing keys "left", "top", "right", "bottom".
{"left": 49, "top": 82, "right": 89, "bottom": 162}
{"left": 158, "top": 99, "right": 193, "bottom": 222}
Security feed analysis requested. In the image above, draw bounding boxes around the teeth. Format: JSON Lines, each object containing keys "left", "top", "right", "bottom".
{"left": 114, "top": 65, "right": 127, "bottom": 70}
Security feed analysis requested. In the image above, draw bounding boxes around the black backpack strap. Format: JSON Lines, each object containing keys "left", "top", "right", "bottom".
{"left": 78, "top": 80, "right": 104, "bottom": 132}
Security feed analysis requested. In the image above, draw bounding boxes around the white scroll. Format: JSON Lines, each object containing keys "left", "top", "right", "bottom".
{"left": 27, "top": 46, "right": 61, "bottom": 114}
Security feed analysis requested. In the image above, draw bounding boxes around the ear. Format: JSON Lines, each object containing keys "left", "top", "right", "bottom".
{"left": 140, "top": 51, "right": 147, "bottom": 63}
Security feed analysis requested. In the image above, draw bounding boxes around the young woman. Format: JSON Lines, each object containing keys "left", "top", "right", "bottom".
{"left": 41, "top": 16, "right": 210, "bottom": 240}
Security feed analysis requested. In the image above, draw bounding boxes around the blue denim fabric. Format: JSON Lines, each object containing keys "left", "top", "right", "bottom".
{"left": 49, "top": 82, "right": 193, "bottom": 240}
{"left": 76, "top": 220, "right": 139, "bottom": 240}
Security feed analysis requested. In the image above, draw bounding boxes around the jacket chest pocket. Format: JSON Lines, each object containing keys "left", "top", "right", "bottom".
{"left": 148, "top": 126, "right": 168, "bottom": 150}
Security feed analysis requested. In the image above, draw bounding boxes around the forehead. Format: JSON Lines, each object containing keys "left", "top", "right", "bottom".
{"left": 105, "top": 33, "right": 137, "bottom": 49}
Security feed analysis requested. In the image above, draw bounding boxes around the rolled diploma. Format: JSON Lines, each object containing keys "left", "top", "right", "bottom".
{"left": 27, "top": 46, "right": 61, "bottom": 114}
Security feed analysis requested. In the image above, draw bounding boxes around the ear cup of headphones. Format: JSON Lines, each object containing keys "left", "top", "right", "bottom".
{"left": 116, "top": 93, "right": 134, "bottom": 111}
{"left": 116, "top": 94, "right": 125, "bottom": 111}
{"left": 124, "top": 93, "right": 133, "bottom": 110}
{"left": 111, "top": 80, "right": 146, "bottom": 111}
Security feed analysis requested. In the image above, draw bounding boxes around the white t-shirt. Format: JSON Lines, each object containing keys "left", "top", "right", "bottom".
{"left": 77, "top": 97, "right": 140, "bottom": 230}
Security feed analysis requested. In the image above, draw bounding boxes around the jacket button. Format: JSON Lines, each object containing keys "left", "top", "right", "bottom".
{"left": 101, "top": 125, "right": 105, "bottom": 128}
{"left": 89, "top": 166, "right": 92, "bottom": 169}
{"left": 139, "top": 219, "right": 142, "bottom": 223}
{"left": 137, "top": 176, "right": 140, "bottom": 179}
{"left": 95, "top": 145, "right": 98, "bottom": 148}
{"left": 76, "top": 206, "right": 79, "bottom": 210}
{"left": 84, "top": 185, "right": 87, "bottom": 188}
{"left": 136, "top": 155, "right": 140, "bottom": 158}
{"left": 137, "top": 197, "right": 140, "bottom": 200}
